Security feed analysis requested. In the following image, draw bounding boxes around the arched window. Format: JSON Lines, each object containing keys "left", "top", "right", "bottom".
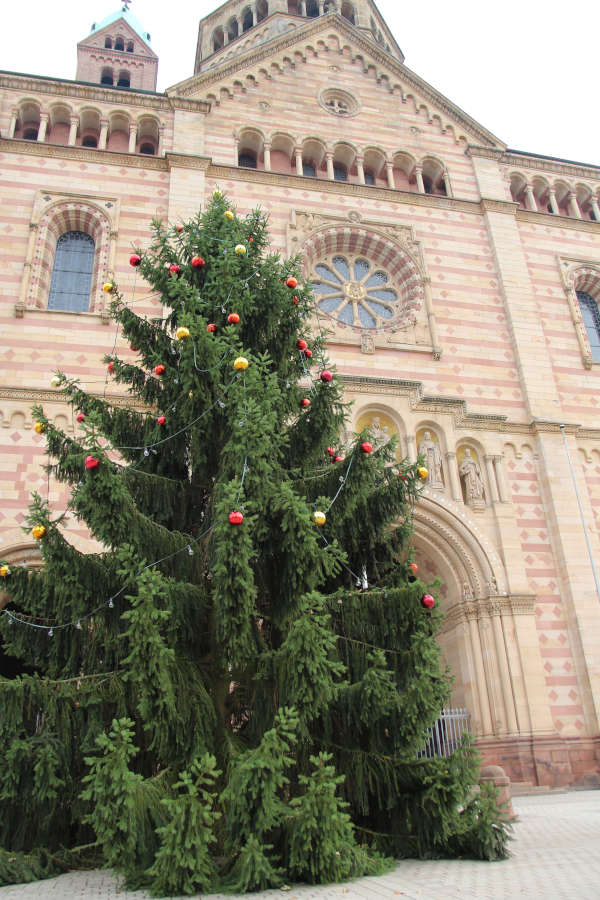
{"left": 227, "top": 18, "right": 239, "bottom": 41}
{"left": 126, "top": 41, "right": 134, "bottom": 52}
{"left": 104, "top": 36, "right": 113, "bottom": 49}
{"left": 238, "top": 151, "right": 257, "bottom": 168}
{"left": 577, "top": 292, "right": 600, "bottom": 362}
{"left": 256, "top": 0, "right": 268, "bottom": 22}
{"left": 341, "top": 2, "right": 356, "bottom": 23}
{"left": 364, "top": 170, "right": 375, "bottom": 186}
{"left": 23, "top": 128, "right": 39, "bottom": 140}
{"left": 213, "top": 27, "right": 224, "bottom": 51}
{"left": 242, "top": 8, "right": 253, "bottom": 31}
{"left": 288, "top": 0, "right": 300, "bottom": 13}
{"left": 117, "top": 71, "right": 131, "bottom": 88}
{"left": 48, "top": 232, "right": 95, "bottom": 313}
{"left": 82, "top": 135, "right": 98, "bottom": 148}
{"left": 333, "top": 165, "right": 347, "bottom": 182}
{"left": 306, "top": 0, "right": 319, "bottom": 14}
{"left": 115, "top": 37, "right": 124, "bottom": 51}
{"left": 140, "top": 142, "right": 155, "bottom": 155}
{"left": 101, "top": 67, "right": 114, "bottom": 85}
{"left": 302, "top": 161, "right": 316, "bottom": 177}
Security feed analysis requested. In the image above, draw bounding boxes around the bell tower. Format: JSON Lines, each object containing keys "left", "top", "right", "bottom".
{"left": 76, "top": 3, "right": 158, "bottom": 92}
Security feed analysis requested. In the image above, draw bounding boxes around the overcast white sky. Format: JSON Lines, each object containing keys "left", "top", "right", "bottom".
{"left": 1, "top": 0, "right": 597, "bottom": 165}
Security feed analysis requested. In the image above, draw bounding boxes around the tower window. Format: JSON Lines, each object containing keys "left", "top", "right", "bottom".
{"left": 242, "top": 9, "right": 253, "bottom": 31}
{"left": 48, "top": 232, "right": 95, "bottom": 313}
{"left": 306, "top": 0, "right": 319, "bottom": 15}
{"left": 333, "top": 165, "right": 347, "bottom": 182}
{"left": 577, "top": 291, "right": 600, "bottom": 362}
{"left": 101, "top": 67, "right": 114, "bottom": 85}
{"left": 364, "top": 170, "right": 375, "bottom": 186}
{"left": 140, "top": 143, "right": 155, "bottom": 155}
{"left": 117, "top": 71, "right": 131, "bottom": 88}
{"left": 23, "top": 128, "right": 38, "bottom": 140}
{"left": 115, "top": 37, "right": 124, "bottom": 51}
{"left": 126, "top": 41, "right": 134, "bottom": 52}
{"left": 104, "top": 37, "right": 113, "bottom": 49}
{"left": 238, "top": 151, "right": 257, "bottom": 169}
{"left": 82, "top": 136, "right": 98, "bottom": 148}
{"left": 302, "top": 161, "right": 316, "bottom": 177}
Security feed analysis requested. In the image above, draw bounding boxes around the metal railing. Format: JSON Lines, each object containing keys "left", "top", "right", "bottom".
{"left": 417, "top": 707, "right": 470, "bottom": 759}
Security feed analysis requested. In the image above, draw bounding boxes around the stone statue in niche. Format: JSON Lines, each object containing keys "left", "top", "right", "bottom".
{"left": 487, "top": 575, "right": 499, "bottom": 595}
{"left": 418, "top": 430, "right": 444, "bottom": 490}
{"left": 459, "top": 448, "right": 485, "bottom": 509}
{"left": 370, "top": 417, "right": 390, "bottom": 448}
{"left": 462, "top": 582, "right": 474, "bottom": 601}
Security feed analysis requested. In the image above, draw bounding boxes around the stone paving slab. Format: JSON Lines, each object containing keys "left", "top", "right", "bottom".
{"left": 1, "top": 791, "right": 599, "bottom": 899}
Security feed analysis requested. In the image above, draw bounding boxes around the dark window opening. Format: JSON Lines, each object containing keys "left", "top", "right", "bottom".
{"left": 256, "top": 1, "right": 268, "bottom": 23}
{"left": 126, "top": 41, "right": 134, "bottom": 52}
{"left": 117, "top": 73, "right": 131, "bottom": 88}
{"left": 243, "top": 10, "right": 253, "bottom": 31}
{"left": 82, "top": 136, "right": 98, "bottom": 148}
{"left": 227, "top": 20, "right": 239, "bottom": 40}
{"left": 104, "top": 37, "right": 113, "bottom": 49}
{"left": 23, "top": 128, "right": 38, "bottom": 140}
{"left": 115, "top": 37, "right": 124, "bottom": 51}
{"left": 364, "top": 170, "right": 375, "bottom": 186}
{"left": 238, "top": 152, "right": 257, "bottom": 169}
{"left": 423, "top": 176, "right": 433, "bottom": 194}
{"left": 306, "top": 0, "right": 319, "bottom": 14}
{"left": 140, "top": 143, "right": 155, "bottom": 155}
{"left": 48, "top": 232, "right": 95, "bottom": 313}
{"left": 302, "top": 161, "right": 316, "bottom": 177}
{"left": 101, "top": 68, "right": 114, "bottom": 85}
{"left": 577, "top": 291, "right": 600, "bottom": 362}
{"left": 334, "top": 165, "right": 347, "bottom": 182}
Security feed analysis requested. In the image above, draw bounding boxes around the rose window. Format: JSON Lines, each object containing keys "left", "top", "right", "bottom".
{"left": 311, "top": 255, "right": 400, "bottom": 329}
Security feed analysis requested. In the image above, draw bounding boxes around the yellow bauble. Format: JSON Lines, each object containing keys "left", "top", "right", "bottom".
{"left": 103, "top": 282, "right": 114, "bottom": 293}
{"left": 418, "top": 466, "right": 428, "bottom": 480}
{"left": 313, "top": 511, "right": 326, "bottom": 527}
{"left": 213, "top": 189, "right": 223, "bottom": 198}
{"left": 176, "top": 326, "right": 190, "bottom": 340}
{"left": 0, "top": 565, "right": 10, "bottom": 578}
{"left": 33, "top": 421, "right": 45, "bottom": 434}
{"left": 225, "top": 210, "right": 234, "bottom": 221}
{"left": 188, "top": 391, "right": 194, "bottom": 399}
{"left": 32, "top": 525, "right": 46, "bottom": 540}
{"left": 50, "top": 375, "right": 61, "bottom": 387}
{"left": 234, "top": 356, "right": 249, "bottom": 371}
{"left": 234, "top": 244, "right": 247, "bottom": 256}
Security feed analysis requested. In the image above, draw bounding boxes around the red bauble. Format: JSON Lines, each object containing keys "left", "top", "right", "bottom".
{"left": 297, "top": 339, "right": 308, "bottom": 351}
{"left": 249, "top": 237, "right": 254, "bottom": 243}
{"left": 361, "top": 441, "right": 373, "bottom": 454}
{"left": 228, "top": 511, "right": 244, "bottom": 525}
{"left": 301, "top": 398, "right": 311, "bottom": 408}
{"left": 320, "top": 370, "right": 333, "bottom": 382}
{"left": 421, "top": 593, "right": 435, "bottom": 610}
{"left": 130, "top": 345, "right": 138, "bottom": 352}
{"left": 76, "top": 412, "right": 85, "bottom": 423}
{"left": 129, "top": 253, "right": 141, "bottom": 267}
{"left": 409, "top": 562, "right": 418, "bottom": 575}
{"left": 169, "top": 264, "right": 181, "bottom": 275}
{"left": 191, "top": 256, "right": 205, "bottom": 268}
{"left": 154, "top": 364, "right": 166, "bottom": 375}
{"left": 293, "top": 295, "right": 299, "bottom": 306}
{"left": 327, "top": 447, "right": 335, "bottom": 457}
{"left": 157, "top": 416, "right": 166, "bottom": 426}
{"left": 286, "top": 276, "right": 298, "bottom": 289}
{"left": 207, "top": 323, "right": 216, "bottom": 333}
{"left": 176, "top": 225, "right": 183, "bottom": 233}
{"left": 107, "top": 361, "right": 114, "bottom": 373}
{"left": 85, "top": 455, "right": 99, "bottom": 470}
{"left": 304, "top": 348, "right": 312, "bottom": 358}
{"left": 334, "top": 455, "right": 343, "bottom": 463}
{"left": 227, "top": 313, "right": 240, "bottom": 324}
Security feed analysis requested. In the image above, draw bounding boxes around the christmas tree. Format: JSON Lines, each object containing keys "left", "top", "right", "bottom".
{"left": 0, "top": 192, "right": 510, "bottom": 893}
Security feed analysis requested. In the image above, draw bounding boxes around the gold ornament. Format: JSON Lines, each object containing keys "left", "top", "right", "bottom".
{"left": 234, "top": 244, "right": 247, "bottom": 256}
{"left": 103, "top": 282, "right": 114, "bottom": 293}
{"left": 32, "top": 525, "right": 46, "bottom": 540}
{"left": 313, "top": 510, "right": 326, "bottom": 527}
{"left": 50, "top": 375, "right": 61, "bottom": 387}
{"left": 0, "top": 565, "right": 10, "bottom": 578}
{"left": 225, "top": 210, "right": 234, "bottom": 221}
{"left": 188, "top": 391, "right": 194, "bottom": 399}
{"left": 33, "top": 421, "right": 45, "bottom": 434}
{"left": 213, "top": 189, "right": 223, "bottom": 198}
{"left": 418, "top": 466, "right": 428, "bottom": 480}
{"left": 176, "top": 326, "right": 190, "bottom": 340}
{"left": 234, "top": 356, "right": 249, "bottom": 371}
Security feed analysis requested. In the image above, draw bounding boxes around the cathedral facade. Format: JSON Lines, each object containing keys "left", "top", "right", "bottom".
{"left": 1, "top": 0, "right": 599, "bottom": 787}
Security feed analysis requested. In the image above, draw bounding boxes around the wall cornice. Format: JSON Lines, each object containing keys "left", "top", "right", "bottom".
{"left": 516, "top": 209, "right": 599, "bottom": 233}
{"left": 0, "top": 137, "right": 168, "bottom": 169}
{"left": 481, "top": 198, "right": 519, "bottom": 215}
{"left": 469, "top": 143, "right": 600, "bottom": 183}
{"left": 0, "top": 73, "right": 170, "bottom": 110}
{"left": 442, "top": 593, "right": 536, "bottom": 631}
{"left": 0, "top": 387, "right": 147, "bottom": 409}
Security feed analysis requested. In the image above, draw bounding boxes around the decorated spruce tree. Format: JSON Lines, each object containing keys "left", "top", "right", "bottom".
{"left": 0, "top": 192, "right": 509, "bottom": 893}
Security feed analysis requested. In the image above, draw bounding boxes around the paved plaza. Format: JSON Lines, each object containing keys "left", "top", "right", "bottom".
{"left": 1, "top": 791, "right": 599, "bottom": 900}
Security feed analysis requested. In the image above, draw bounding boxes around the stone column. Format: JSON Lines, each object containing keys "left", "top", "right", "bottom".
{"left": 406, "top": 434, "right": 417, "bottom": 464}
{"left": 547, "top": 188, "right": 559, "bottom": 216}
{"left": 525, "top": 183, "right": 537, "bottom": 211}
{"left": 157, "top": 124, "right": 165, "bottom": 157}
{"left": 355, "top": 155, "right": 365, "bottom": 184}
{"left": 319, "top": 0, "right": 325, "bottom": 13}
{"left": 484, "top": 455, "right": 500, "bottom": 504}
{"left": 99, "top": 119, "right": 109, "bottom": 150}
{"left": 294, "top": 146, "right": 303, "bottom": 176}
{"left": 467, "top": 613, "right": 494, "bottom": 735}
{"left": 299, "top": 1, "right": 305, "bottom": 15}
{"left": 68, "top": 115, "right": 79, "bottom": 146}
{"left": 37, "top": 113, "right": 48, "bottom": 142}
{"left": 478, "top": 612, "right": 506, "bottom": 734}
{"left": 8, "top": 108, "right": 18, "bottom": 139}
{"left": 490, "top": 603, "right": 519, "bottom": 734}
{"left": 385, "top": 161, "right": 395, "bottom": 189}
{"left": 442, "top": 170, "right": 453, "bottom": 198}
{"left": 492, "top": 455, "right": 509, "bottom": 503}
{"left": 423, "top": 277, "right": 442, "bottom": 359}
{"left": 568, "top": 192, "right": 582, "bottom": 219}
{"left": 414, "top": 164, "right": 424, "bottom": 193}
{"left": 263, "top": 141, "right": 271, "bottom": 171}
{"left": 445, "top": 451, "right": 462, "bottom": 502}
{"left": 590, "top": 195, "right": 600, "bottom": 222}
{"left": 128, "top": 123, "right": 138, "bottom": 153}
{"left": 325, "top": 151, "right": 334, "bottom": 180}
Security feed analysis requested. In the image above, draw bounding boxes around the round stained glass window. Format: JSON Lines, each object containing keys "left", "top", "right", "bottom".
{"left": 311, "top": 255, "right": 400, "bottom": 329}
